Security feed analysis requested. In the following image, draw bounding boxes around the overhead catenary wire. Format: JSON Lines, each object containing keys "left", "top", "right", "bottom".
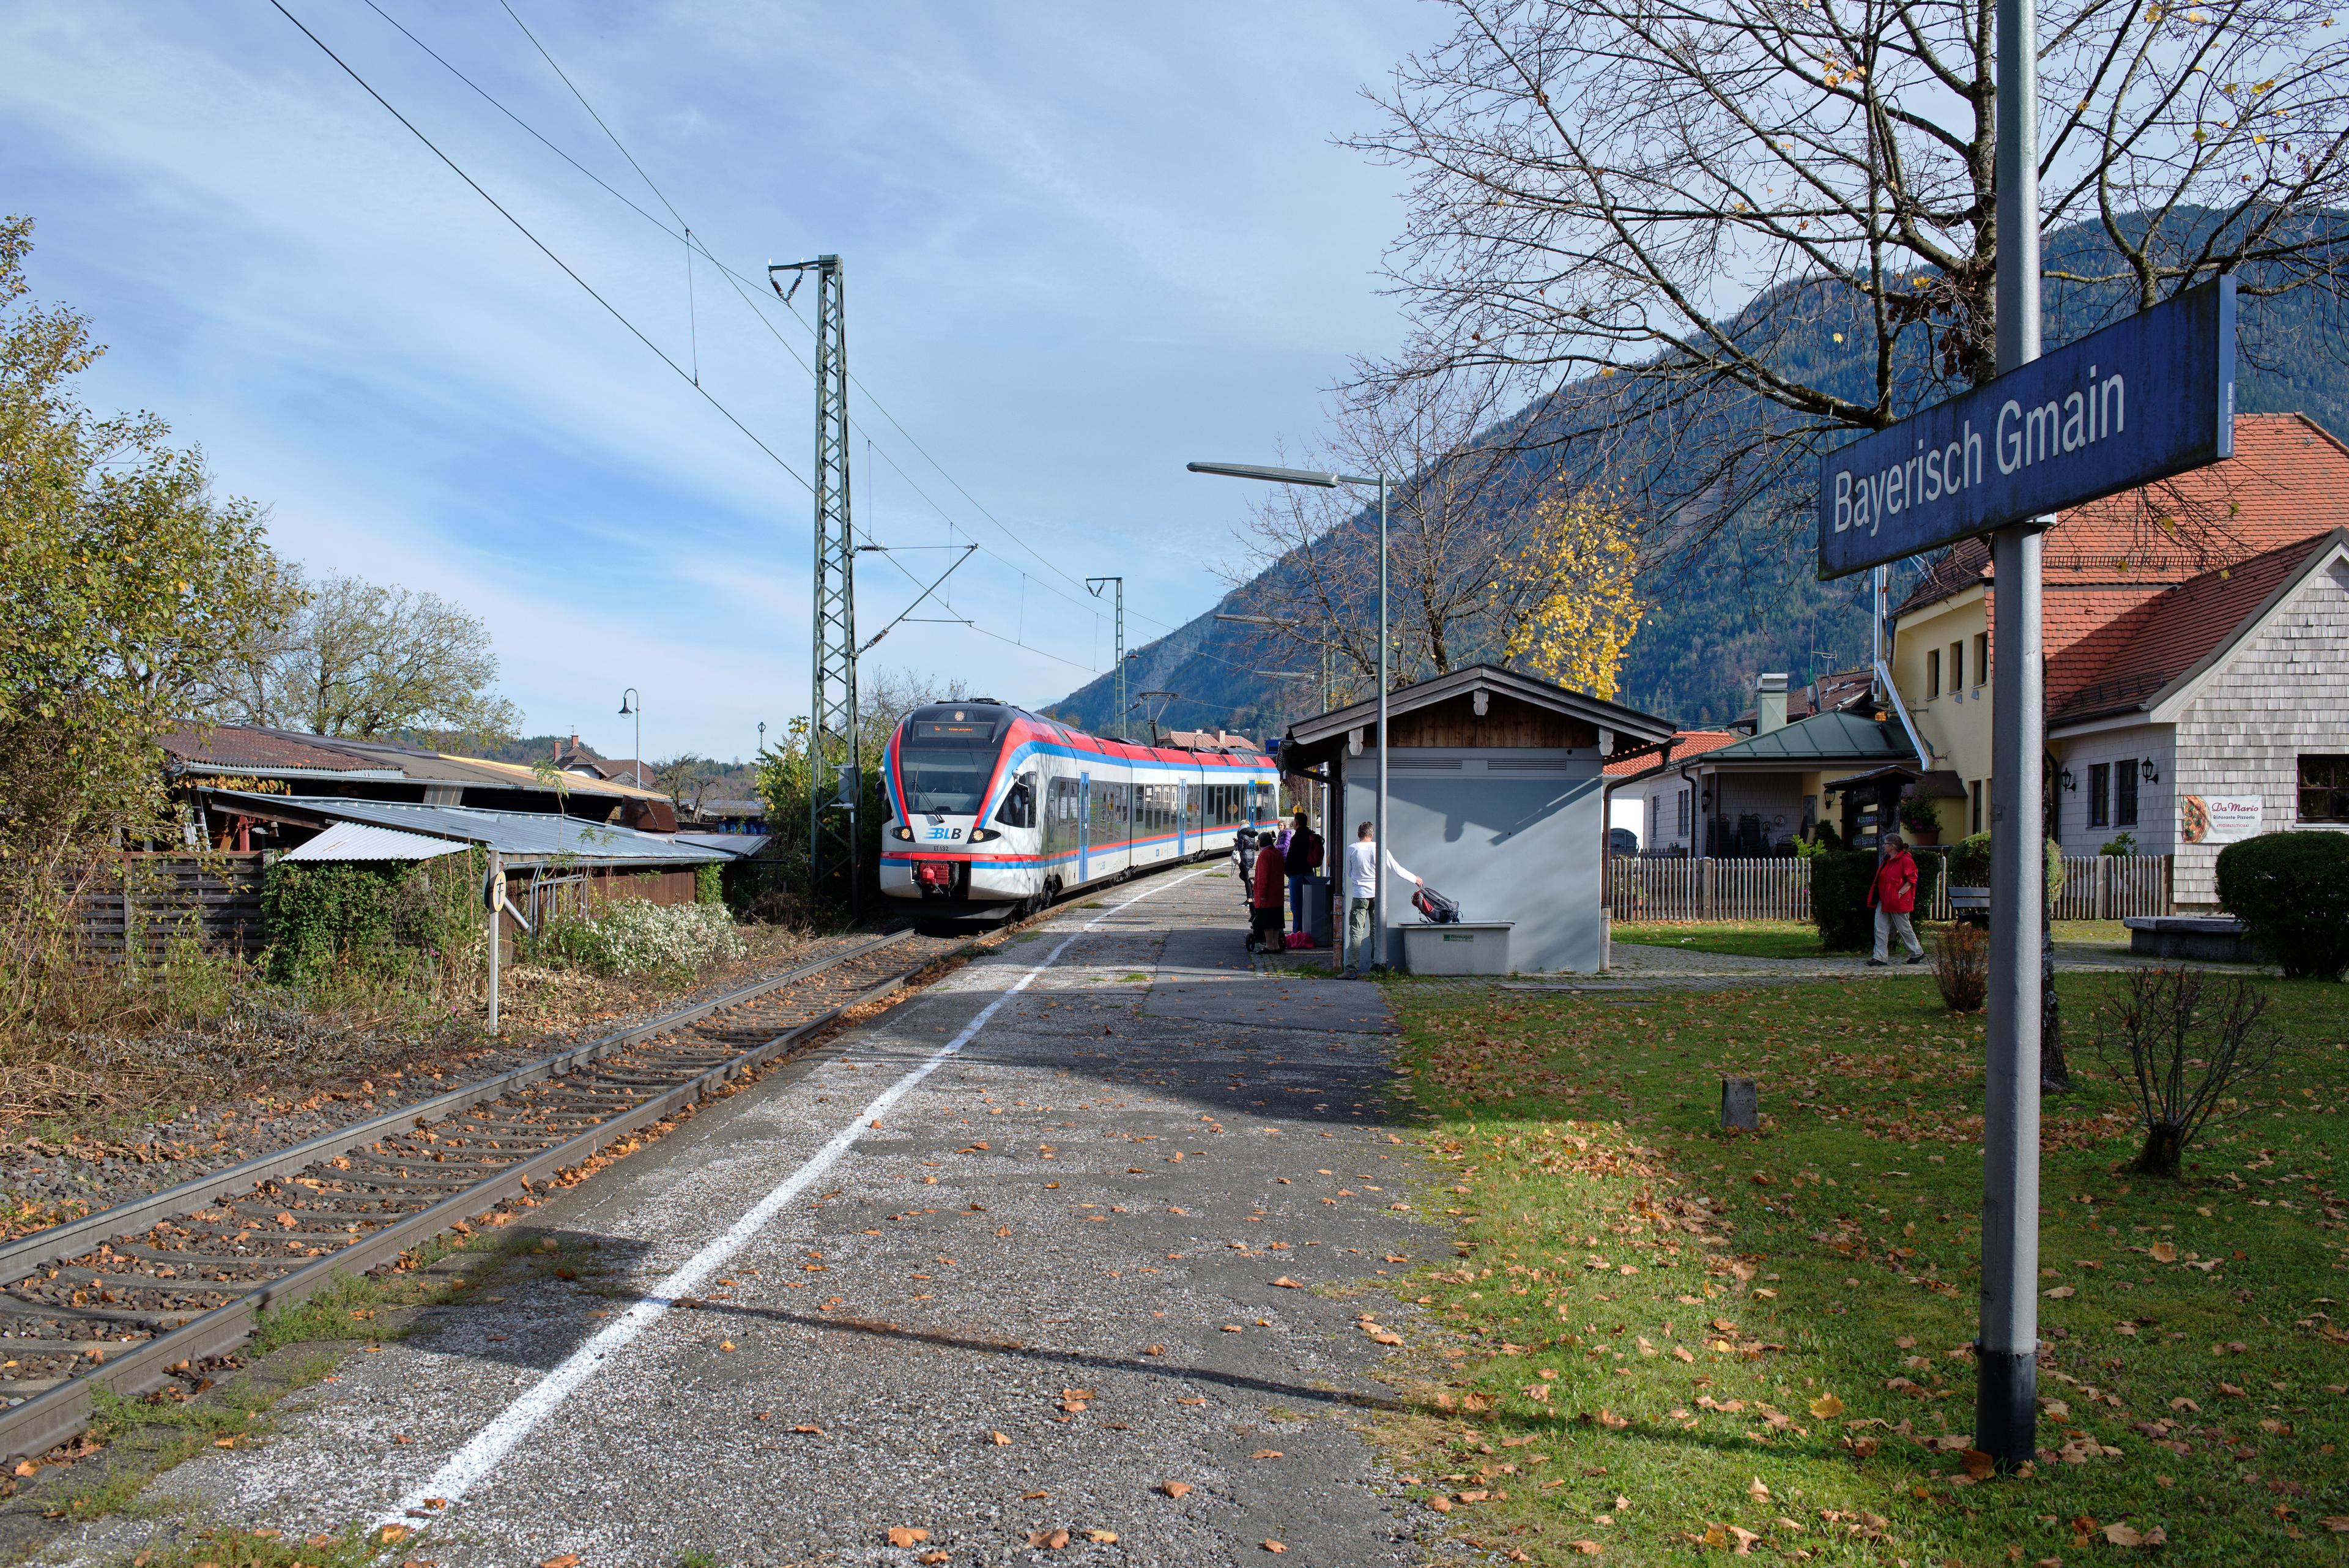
{"left": 268, "top": 0, "right": 812, "bottom": 494}
{"left": 328, "top": 1, "right": 1258, "bottom": 688}
{"left": 362, "top": 0, "right": 1235, "bottom": 652}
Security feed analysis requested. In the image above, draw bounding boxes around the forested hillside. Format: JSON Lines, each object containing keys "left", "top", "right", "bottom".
{"left": 1049, "top": 226, "right": 2349, "bottom": 736}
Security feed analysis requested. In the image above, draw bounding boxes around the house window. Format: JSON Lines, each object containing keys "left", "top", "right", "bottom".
{"left": 2301, "top": 754, "right": 2349, "bottom": 822}
{"left": 2088, "top": 762, "right": 2111, "bottom": 828}
{"left": 1969, "top": 779, "right": 1983, "bottom": 835}
{"left": 1675, "top": 787, "right": 1690, "bottom": 836}
{"left": 2115, "top": 760, "right": 2139, "bottom": 827}
{"left": 1948, "top": 640, "right": 1964, "bottom": 691}
{"left": 1926, "top": 648, "right": 1941, "bottom": 699}
{"left": 1973, "top": 632, "right": 1989, "bottom": 686}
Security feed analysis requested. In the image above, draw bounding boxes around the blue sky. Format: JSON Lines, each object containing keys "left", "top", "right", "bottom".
{"left": 2, "top": 1, "right": 1434, "bottom": 762}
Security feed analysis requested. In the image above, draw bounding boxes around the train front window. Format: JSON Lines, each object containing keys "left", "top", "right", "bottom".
{"left": 901, "top": 749, "right": 991, "bottom": 816}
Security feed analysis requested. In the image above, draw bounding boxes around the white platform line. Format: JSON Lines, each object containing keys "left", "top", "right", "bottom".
{"left": 376, "top": 868, "right": 1204, "bottom": 1533}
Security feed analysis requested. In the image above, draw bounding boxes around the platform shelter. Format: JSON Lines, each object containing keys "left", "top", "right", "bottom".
{"left": 1279, "top": 665, "right": 1673, "bottom": 973}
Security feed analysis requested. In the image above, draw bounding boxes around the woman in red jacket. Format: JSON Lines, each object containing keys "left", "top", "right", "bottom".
{"left": 1866, "top": 833, "right": 1926, "bottom": 966}
{"left": 1248, "top": 833, "right": 1287, "bottom": 954}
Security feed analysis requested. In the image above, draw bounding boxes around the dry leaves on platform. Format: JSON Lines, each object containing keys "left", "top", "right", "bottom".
{"left": 1263, "top": 1542, "right": 1287, "bottom": 1553}
{"left": 989, "top": 1430, "right": 1012, "bottom": 1445}
{"left": 538, "top": 1556, "right": 582, "bottom": 1568}
{"left": 1160, "top": 1481, "right": 1193, "bottom": 1498}
{"left": 1250, "top": 1449, "right": 1283, "bottom": 1459}
{"left": 885, "top": 1526, "right": 929, "bottom": 1547}
{"left": 1028, "top": 1528, "right": 1072, "bottom": 1549}
{"left": 791, "top": 1424, "right": 822, "bottom": 1435}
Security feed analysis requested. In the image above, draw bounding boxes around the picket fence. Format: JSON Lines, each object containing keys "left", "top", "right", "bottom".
{"left": 1606, "top": 853, "right": 2172, "bottom": 924}
{"left": 69, "top": 852, "right": 267, "bottom": 962}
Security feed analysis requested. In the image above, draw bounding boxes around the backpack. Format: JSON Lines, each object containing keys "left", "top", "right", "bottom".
{"left": 1412, "top": 885, "right": 1461, "bottom": 924}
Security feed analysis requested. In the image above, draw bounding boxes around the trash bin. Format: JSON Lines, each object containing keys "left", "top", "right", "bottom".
{"left": 1298, "top": 876, "right": 1331, "bottom": 948}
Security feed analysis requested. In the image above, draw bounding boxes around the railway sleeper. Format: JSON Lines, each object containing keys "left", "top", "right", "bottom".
{"left": 0, "top": 1296, "right": 190, "bottom": 1331}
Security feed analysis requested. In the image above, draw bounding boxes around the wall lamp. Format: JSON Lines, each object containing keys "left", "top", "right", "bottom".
{"left": 2059, "top": 766, "right": 2076, "bottom": 793}
{"left": 2140, "top": 758, "right": 2160, "bottom": 784}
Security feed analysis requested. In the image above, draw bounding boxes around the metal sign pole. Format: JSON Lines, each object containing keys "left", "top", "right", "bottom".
{"left": 1374, "top": 474, "right": 1390, "bottom": 970}
{"left": 1979, "top": 0, "right": 2046, "bottom": 1468}
{"left": 484, "top": 850, "right": 503, "bottom": 1038}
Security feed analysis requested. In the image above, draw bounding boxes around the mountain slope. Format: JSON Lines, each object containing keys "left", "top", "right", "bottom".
{"left": 1050, "top": 231, "right": 2349, "bottom": 735}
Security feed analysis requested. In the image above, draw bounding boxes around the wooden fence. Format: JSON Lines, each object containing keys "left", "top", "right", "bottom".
{"left": 1607, "top": 852, "right": 2172, "bottom": 924}
{"left": 69, "top": 853, "right": 267, "bottom": 962}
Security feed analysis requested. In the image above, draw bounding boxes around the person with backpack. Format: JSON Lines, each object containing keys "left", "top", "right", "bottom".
{"left": 1866, "top": 832, "right": 1926, "bottom": 966}
{"left": 1285, "top": 810, "right": 1323, "bottom": 940}
{"left": 1341, "top": 820, "right": 1422, "bottom": 978}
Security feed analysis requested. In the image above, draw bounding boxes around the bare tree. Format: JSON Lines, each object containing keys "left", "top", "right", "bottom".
{"left": 1348, "top": 0, "right": 2349, "bottom": 552}
{"left": 1219, "top": 376, "right": 1642, "bottom": 696}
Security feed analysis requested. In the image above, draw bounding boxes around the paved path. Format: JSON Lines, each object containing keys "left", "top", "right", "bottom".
{"left": 51, "top": 872, "right": 1437, "bottom": 1568}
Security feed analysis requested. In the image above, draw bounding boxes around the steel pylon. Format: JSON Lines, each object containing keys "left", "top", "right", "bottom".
{"left": 773, "top": 254, "right": 858, "bottom": 912}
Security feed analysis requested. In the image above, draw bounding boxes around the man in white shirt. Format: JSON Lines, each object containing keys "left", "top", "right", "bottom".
{"left": 1341, "top": 820, "right": 1421, "bottom": 978}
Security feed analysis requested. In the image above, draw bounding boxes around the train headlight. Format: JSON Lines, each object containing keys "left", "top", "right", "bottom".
{"left": 892, "top": 825, "right": 913, "bottom": 841}
{"left": 968, "top": 828, "right": 1001, "bottom": 842}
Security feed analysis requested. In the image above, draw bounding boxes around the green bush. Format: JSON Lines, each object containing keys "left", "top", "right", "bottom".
{"left": 1942, "top": 833, "right": 2063, "bottom": 901}
{"left": 2217, "top": 831, "right": 2349, "bottom": 980}
{"left": 1812, "top": 849, "right": 1943, "bottom": 951}
{"left": 695, "top": 862, "right": 722, "bottom": 904}
{"left": 533, "top": 898, "right": 745, "bottom": 979}
{"left": 261, "top": 850, "right": 482, "bottom": 987}
{"left": 1947, "top": 831, "right": 1993, "bottom": 886}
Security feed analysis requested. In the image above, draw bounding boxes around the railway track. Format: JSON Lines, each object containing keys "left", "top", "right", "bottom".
{"left": 0, "top": 875, "right": 1176, "bottom": 1470}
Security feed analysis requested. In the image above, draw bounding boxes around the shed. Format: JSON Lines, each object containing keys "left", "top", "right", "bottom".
{"left": 1280, "top": 665, "right": 1673, "bottom": 973}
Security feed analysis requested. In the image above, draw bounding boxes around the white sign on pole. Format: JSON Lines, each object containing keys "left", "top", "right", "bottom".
{"left": 2181, "top": 794, "right": 2262, "bottom": 845}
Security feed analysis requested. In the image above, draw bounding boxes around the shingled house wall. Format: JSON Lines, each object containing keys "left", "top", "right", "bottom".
{"left": 2169, "top": 555, "right": 2349, "bottom": 907}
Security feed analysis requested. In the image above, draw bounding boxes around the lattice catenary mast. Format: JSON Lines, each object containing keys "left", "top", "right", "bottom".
{"left": 771, "top": 255, "right": 858, "bottom": 911}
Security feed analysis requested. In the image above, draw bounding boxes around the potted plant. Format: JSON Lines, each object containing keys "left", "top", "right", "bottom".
{"left": 1946, "top": 831, "right": 1992, "bottom": 918}
{"left": 1897, "top": 793, "right": 1942, "bottom": 845}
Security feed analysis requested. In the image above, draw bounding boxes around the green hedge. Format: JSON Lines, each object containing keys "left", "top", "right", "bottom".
{"left": 261, "top": 849, "right": 483, "bottom": 987}
{"left": 1812, "top": 849, "right": 1943, "bottom": 951}
{"left": 2217, "top": 831, "right": 2349, "bottom": 980}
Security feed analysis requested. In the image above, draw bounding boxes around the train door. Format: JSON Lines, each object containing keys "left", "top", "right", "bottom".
{"left": 1175, "top": 780, "right": 1186, "bottom": 856}
{"left": 1078, "top": 772, "right": 1091, "bottom": 883}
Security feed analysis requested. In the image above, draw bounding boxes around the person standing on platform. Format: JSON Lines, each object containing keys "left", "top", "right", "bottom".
{"left": 1286, "top": 810, "right": 1323, "bottom": 940}
{"left": 1341, "top": 820, "right": 1421, "bottom": 979}
{"left": 1248, "top": 828, "right": 1287, "bottom": 953}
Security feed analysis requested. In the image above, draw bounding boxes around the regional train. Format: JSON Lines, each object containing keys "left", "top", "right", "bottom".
{"left": 879, "top": 700, "right": 1280, "bottom": 918}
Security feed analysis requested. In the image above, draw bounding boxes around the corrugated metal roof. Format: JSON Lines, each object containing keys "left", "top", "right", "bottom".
{"left": 160, "top": 726, "right": 401, "bottom": 777}
{"left": 283, "top": 821, "right": 470, "bottom": 863}
{"left": 206, "top": 791, "right": 727, "bottom": 867}
{"left": 675, "top": 832, "right": 770, "bottom": 858}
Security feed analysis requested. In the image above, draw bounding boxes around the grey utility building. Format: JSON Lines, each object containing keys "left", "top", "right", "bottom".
{"left": 1280, "top": 665, "right": 1673, "bottom": 973}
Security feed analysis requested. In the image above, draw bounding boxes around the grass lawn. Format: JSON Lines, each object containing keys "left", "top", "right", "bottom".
{"left": 1612, "top": 919, "right": 2140, "bottom": 962}
{"left": 1373, "top": 971, "right": 2349, "bottom": 1564}
{"left": 1611, "top": 921, "right": 1835, "bottom": 959}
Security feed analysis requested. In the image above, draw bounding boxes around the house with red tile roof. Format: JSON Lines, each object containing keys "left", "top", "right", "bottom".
{"left": 1604, "top": 729, "right": 1740, "bottom": 854}
{"left": 1889, "top": 414, "right": 2349, "bottom": 907}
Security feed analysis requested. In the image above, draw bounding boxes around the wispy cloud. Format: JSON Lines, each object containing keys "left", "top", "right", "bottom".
{"left": 1, "top": 0, "right": 1428, "bottom": 757}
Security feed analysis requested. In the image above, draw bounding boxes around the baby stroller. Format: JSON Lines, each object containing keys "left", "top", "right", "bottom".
{"left": 1246, "top": 899, "right": 1285, "bottom": 954}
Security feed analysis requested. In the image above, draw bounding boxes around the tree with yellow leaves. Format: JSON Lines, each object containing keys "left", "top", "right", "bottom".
{"left": 1501, "top": 488, "right": 1641, "bottom": 700}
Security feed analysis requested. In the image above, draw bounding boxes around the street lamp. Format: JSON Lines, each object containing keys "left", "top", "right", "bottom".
{"left": 617, "top": 688, "right": 642, "bottom": 789}
{"left": 1190, "top": 459, "right": 1389, "bottom": 972}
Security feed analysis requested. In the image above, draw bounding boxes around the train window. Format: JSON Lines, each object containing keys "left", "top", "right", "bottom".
{"left": 1045, "top": 778, "right": 1079, "bottom": 855}
{"left": 996, "top": 774, "right": 1035, "bottom": 829}
{"left": 901, "top": 748, "right": 991, "bottom": 816}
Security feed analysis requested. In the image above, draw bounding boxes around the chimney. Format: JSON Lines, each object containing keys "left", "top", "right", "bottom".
{"left": 1756, "top": 672, "right": 1790, "bottom": 734}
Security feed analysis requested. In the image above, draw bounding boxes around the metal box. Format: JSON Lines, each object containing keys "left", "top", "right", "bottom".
{"left": 1400, "top": 921, "right": 1513, "bottom": 976}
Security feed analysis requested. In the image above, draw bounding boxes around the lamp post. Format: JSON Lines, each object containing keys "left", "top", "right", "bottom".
{"left": 757, "top": 720, "right": 766, "bottom": 757}
{"left": 618, "top": 689, "right": 642, "bottom": 789}
{"left": 1190, "top": 461, "right": 1388, "bottom": 970}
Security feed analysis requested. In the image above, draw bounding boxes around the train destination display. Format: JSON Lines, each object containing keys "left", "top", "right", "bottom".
{"left": 1817, "top": 276, "right": 2235, "bottom": 579}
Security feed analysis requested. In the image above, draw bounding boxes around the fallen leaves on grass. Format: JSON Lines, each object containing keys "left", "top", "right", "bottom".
{"left": 1808, "top": 1392, "right": 1844, "bottom": 1419}
{"left": 2104, "top": 1522, "right": 2168, "bottom": 1546}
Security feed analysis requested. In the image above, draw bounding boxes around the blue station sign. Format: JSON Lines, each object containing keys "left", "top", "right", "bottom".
{"left": 1817, "top": 277, "right": 2235, "bottom": 579}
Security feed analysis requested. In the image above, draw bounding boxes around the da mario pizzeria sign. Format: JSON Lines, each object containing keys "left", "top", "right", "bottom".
{"left": 1818, "top": 278, "right": 2235, "bottom": 579}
